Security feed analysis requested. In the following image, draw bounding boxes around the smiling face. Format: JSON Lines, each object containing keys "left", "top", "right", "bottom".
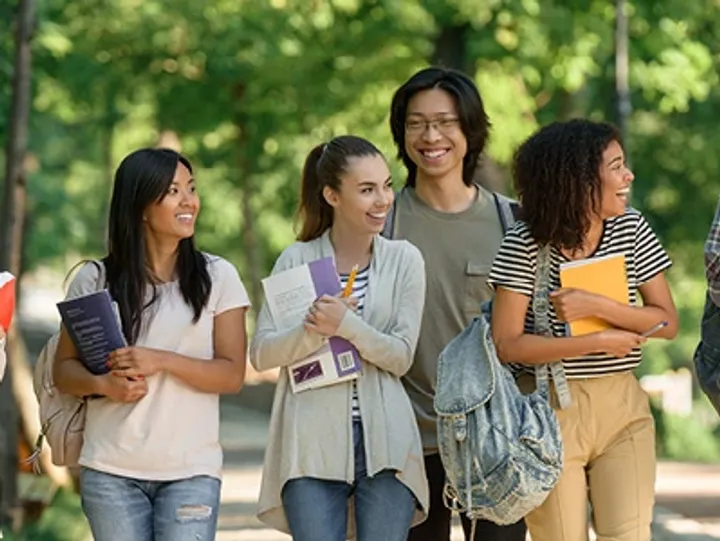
{"left": 404, "top": 88, "right": 467, "bottom": 184}
{"left": 143, "top": 162, "right": 199, "bottom": 242}
{"left": 597, "top": 139, "right": 634, "bottom": 220}
{"left": 323, "top": 154, "right": 394, "bottom": 235}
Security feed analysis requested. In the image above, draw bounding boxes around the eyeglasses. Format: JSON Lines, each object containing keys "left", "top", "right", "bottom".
{"left": 405, "top": 117, "right": 460, "bottom": 135}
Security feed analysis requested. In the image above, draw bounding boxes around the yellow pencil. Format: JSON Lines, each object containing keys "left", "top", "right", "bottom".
{"left": 342, "top": 264, "right": 359, "bottom": 298}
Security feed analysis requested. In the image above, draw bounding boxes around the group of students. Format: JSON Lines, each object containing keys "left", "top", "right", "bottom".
{"left": 0, "top": 66, "right": 685, "bottom": 541}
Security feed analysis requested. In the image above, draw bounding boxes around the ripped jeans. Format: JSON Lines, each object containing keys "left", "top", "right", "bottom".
{"left": 80, "top": 467, "right": 221, "bottom": 541}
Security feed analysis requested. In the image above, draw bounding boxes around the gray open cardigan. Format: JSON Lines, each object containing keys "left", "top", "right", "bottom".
{"left": 250, "top": 230, "right": 429, "bottom": 536}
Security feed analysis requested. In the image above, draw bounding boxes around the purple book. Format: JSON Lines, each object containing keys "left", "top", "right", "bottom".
{"left": 305, "top": 257, "right": 362, "bottom": 379}
{"left": 57, "top": 290, "right": 127, "bottom": 375}
{"left": 261, "top": 256, "right": 363, "bottom": 392}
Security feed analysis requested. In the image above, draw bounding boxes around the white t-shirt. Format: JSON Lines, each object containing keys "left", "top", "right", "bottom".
{"left": 65, "top": 255, "right": 250, "bottom": 481}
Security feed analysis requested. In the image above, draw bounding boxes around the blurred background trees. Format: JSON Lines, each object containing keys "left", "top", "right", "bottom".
{"left": 7, "top": 0, "right": 714, "bottom": 363}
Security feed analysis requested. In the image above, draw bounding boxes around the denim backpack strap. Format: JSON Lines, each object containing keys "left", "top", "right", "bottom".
{"left": 491, "top": 191, "right": 520, "bottom": 234}
{"left": 532, "top": 244, "right": 572, "bottom": 409}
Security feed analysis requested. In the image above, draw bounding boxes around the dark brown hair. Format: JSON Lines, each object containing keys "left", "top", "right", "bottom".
{"left": 105, "top": 148, "right": 211, "bottom": 344}
{"left": 513, "top": 119, "right": 622, "bottom": 252}
{"left": 297, "top": 135, "right": 383, "bottom": 242}
{"left": 389, "top": 66, "right": 490, "bottom": 187}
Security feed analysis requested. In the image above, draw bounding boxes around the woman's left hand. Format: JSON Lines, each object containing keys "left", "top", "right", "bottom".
{"left": 549, "top": 288, "right": 604, "bottom": 322}
{"left": 304, "top": 294, "right": 348, "bottom": 336}
{"left": 107, "top": 347, "right": 164, "bottom": 379}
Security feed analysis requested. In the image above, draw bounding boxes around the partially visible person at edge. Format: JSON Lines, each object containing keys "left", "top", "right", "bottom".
{"left": 53, "top": 148, "right": 251, "bottom": 541}
{"left": 0, "top": 327, "right": 6, "bottom": 382}
{"left": 488, "top": 119, "right": 678, "bottom": 541}
{"left": 694, "top": 196, "right": 720, "bottom": 415}
{"left": 388, "top": 66, "right": 527, "bottom": 541}
{"left": 250, "top": 135, "right": 428, "bottom": 541}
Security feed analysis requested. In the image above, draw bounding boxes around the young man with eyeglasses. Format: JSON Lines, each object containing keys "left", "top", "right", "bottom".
{"left": 387, "top": 67, "right": 527, "bottom": 541}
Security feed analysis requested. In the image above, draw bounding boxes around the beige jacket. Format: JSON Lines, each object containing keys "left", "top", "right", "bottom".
{"left": 250, "top": 231, "right": 429, "bottom": 536}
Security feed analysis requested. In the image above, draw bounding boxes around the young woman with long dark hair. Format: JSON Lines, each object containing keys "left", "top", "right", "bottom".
{"left": 53, "top": 148, "right": 251, "bottom": 541}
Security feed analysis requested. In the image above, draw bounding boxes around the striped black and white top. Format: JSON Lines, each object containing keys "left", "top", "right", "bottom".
{"left": 487, "top": 210, "right": 672, "bottom": 378}
{"left": 339, "top": 265, "right": 370, "bottom": 419}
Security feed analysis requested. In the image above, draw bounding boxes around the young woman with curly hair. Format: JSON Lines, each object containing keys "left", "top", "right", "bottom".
{"left": 488, "top": 119, "right": 678, "bottom": 541}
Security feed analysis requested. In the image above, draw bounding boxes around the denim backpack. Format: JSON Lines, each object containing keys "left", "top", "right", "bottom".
{"left": 694, "top": 293, "right": 720, "bottom": 415}
{"left": 434, "top": 245, "right": 567, "bottom": 531}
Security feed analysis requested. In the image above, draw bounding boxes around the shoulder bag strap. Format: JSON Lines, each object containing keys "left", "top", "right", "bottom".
{"left": 532, "top": 244, "right": 572, "bottom": 409}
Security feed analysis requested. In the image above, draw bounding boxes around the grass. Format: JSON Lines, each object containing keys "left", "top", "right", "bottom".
{"left": 1, "top": 488, "right": 90, "bottom": 541}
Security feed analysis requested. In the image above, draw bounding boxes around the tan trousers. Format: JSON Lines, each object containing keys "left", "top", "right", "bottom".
{"left": 519, "top": 372, "right": 656, "bottom": 541}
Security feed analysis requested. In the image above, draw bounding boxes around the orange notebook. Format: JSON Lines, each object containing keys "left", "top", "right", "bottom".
{"left": 559, "top": 254, "right": 629, "bottom": 336}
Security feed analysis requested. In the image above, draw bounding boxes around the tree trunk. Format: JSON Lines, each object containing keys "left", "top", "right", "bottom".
{"left": 234, "top": 84, "right": 263, "bottom": 309}
{"left": 0, "top": 0, "right": 35, "bottom": 529}
{"left": 431, "top": 23, "right": 472, "bottom": 74}
{"left": 615, "top": 0, "right": 631, "bottom": 167}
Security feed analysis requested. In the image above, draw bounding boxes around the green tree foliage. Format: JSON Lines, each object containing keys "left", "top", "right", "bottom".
{"left": 2, "top": 0, "right": 719, "bottom": 369}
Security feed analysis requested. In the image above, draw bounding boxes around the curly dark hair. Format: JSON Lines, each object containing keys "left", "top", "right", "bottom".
{"left": 513, "top": 119, "right": 622, "bottom": 252}
{"left": 389, "top": 67, "right": 490, "bottom": 187}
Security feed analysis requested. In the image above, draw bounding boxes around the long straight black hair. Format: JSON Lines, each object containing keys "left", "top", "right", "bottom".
{"left": 104, "top": 148, "right": 211, "bottom": 344}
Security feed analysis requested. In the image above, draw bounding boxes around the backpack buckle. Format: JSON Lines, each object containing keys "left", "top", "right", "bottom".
{"left": 453, "top": 414, "right": 467, "bottom": 441}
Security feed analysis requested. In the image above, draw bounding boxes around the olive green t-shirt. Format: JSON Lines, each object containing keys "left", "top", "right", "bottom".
{"left": 394, "top": 185, "right": 505, "bottom": 452}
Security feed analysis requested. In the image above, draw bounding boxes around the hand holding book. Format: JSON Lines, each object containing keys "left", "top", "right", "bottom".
{"left": 107, "top": 346, "right": 162, "bottom": 379}
{"left": 95, "top": 371, "right": 149, "bottom": 403}
{"left": 549, "top": 287, "right": 609, "bottom": 324}
{"left": 304, "top": 294, "right": 352, "bottom": 336}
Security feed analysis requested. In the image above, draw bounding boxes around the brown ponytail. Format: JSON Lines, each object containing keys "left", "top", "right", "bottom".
{"left": 296, "top": 135, "right": 382, "bottom": 242}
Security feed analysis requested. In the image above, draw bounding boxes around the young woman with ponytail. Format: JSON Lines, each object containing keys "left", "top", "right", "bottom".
{"left": 250, "top": 135, "right": 429, "bottom": 540}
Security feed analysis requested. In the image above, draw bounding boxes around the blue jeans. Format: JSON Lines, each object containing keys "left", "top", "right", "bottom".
{"left": 80, "top": 467, "right": 221, "bottom": 541}
{"left": 282, "top": 420, "right": 416, "bottom": 541}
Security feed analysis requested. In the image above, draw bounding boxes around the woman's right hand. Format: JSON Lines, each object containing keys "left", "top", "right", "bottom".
{"left": 98, "top": 373, "right": 148, "bottom": 403}
{"left": 596, "top": 329, "right": 647, "bottom": 358}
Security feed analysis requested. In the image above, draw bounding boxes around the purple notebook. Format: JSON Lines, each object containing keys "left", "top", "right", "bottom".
{"left": 261, "top": 256, "right": 363, "bottom": 392}
{"left": 306, "top": 257, "right": 362, "bottom": 379}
